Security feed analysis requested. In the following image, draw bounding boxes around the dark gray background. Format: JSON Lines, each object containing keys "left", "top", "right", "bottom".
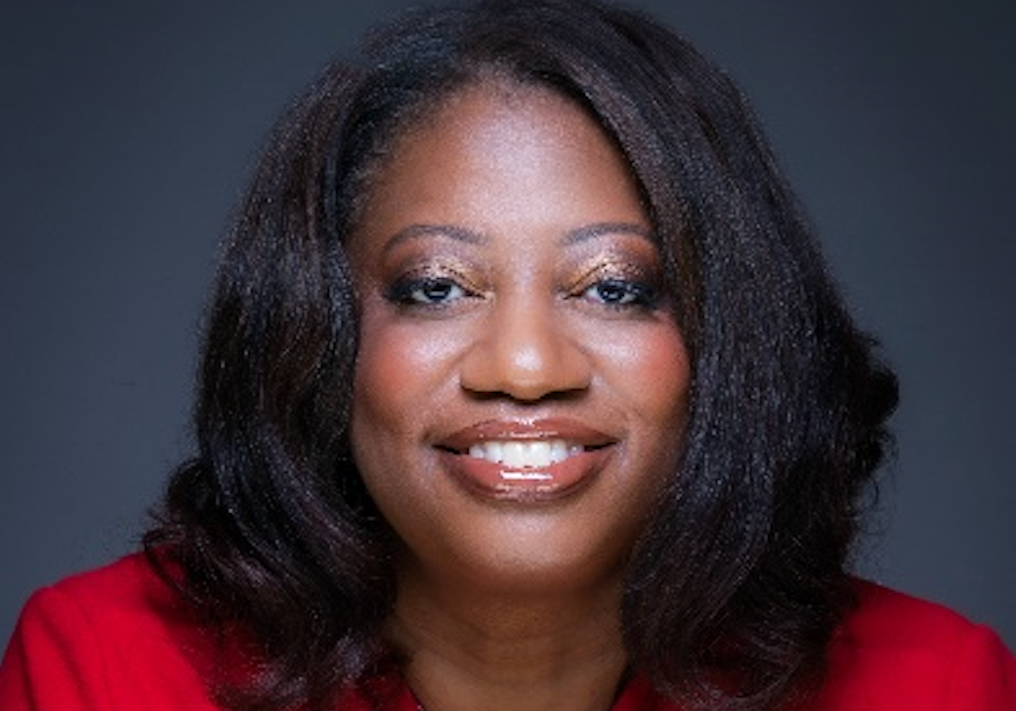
{"left": 2, "top": 1, "right": 1013, "bottom": 650}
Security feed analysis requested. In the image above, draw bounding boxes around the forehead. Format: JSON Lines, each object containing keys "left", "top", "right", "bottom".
{"left": 390, "top": 79, "right": 614, "bottom": 168}
{"left": 350, "top": 79, "right": 644, "bottom": 237}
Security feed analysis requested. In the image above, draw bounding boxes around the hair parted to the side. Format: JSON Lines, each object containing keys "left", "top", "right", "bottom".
{"left": 145, "top": 1, "right": 898, "bottom": 710}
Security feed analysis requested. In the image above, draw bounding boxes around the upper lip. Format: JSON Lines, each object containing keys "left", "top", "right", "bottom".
{"left": 437, "top": 417, "right": 616, "bottom": 454}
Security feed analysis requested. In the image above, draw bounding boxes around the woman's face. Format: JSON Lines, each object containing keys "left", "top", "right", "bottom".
{"left": 348, "top": 83, "right": 690, "bottom": 596}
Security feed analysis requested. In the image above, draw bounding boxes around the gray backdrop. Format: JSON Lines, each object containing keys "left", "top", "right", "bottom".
{"left": 2, "top": 1, "right": 1013, "bottom": 650}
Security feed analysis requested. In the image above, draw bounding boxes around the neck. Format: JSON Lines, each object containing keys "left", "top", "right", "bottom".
{"left": 387, "top": 569, "right": 630, "bottom": 711}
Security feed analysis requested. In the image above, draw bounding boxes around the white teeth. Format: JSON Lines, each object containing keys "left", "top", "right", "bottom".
{"left": 467, "top": 439, "right": 582, "bottom": 468}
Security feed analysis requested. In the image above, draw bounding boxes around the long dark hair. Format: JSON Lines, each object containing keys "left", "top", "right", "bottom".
{"left": 146, "top": 1, "right": 898, "bottom": 709}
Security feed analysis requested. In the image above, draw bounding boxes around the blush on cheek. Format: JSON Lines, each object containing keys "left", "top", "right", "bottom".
{"left": 602, "top": 328, "right": 689, "bottom": 406}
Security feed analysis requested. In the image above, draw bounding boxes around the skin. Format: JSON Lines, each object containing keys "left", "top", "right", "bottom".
{"left": 348, "top": 81, "right": 691, "bottom": 711}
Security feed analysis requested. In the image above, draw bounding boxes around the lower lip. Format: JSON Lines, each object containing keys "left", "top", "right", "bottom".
{"left": 438, "top": 446, "right": 612, "bottom": 503}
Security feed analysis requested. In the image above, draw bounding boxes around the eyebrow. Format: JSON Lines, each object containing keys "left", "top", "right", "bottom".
{"left": 560, "top": 222, "right": 653, "bottom": 245}
{"left": 380, "top": 221, "right": 652, "bottom": 254}
{"left": 381, "top": 224, "right": 486, "bottom": 255}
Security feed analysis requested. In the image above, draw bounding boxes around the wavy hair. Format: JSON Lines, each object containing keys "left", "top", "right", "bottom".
{"left": 146, "top": 1, "right": 898, "bottom": 709}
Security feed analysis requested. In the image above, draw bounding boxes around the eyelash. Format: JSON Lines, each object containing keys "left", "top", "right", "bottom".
{"left": 386, "top": 275, "right": 475, "bottom": 308}
{"left": 578, "top": 277, "right": 659, "bottom": 310}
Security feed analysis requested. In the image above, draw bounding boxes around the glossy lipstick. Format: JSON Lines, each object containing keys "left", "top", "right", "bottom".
{"left": 436, "top": 418, "right": 616, "bottom": 502}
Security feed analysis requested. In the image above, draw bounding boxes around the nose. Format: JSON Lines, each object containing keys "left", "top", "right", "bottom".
{"left": 459, "top": 298, "right": 592, "bottom": 401}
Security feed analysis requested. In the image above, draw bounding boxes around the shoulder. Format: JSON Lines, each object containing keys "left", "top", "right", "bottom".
{"left": 32, "top": 551, "right": 179, "bottom": 614}
{"left": 19, "top": 551, "right": 196, "bottom": 656}
{"left": 813, "top": 579, "right": 1016, "bottom": 710}
{"left": 0, "top": 552, "right": 222, "bottom": 711}
{"left": 841, "top": 579, "right": 993, "bottom": 648}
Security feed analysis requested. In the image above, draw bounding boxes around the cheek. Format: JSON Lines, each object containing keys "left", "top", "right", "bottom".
{"left": 352, "top": 328, "right": 409, "bottom": 440}
{"left": 598, "top": 324, "right": 691, "bottom": 425}
{"left": 350, "top": 308, "right": 467, "bottom": 474}
{"left": 351, "top": 318, "right": 427, "bottom": 515}
{"left": 354, "top": 314, "right": 455, "bottom": 415}
{"left": 599, "top": 325, "right": 690, "bottom": 521}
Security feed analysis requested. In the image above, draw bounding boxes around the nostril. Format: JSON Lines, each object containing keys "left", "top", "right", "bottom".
{"left": 457, "top": 303, "right": 593, "bottom": 400}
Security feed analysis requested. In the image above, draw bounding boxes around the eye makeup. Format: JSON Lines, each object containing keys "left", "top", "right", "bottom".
{"left": 383, "top": 259, "right": 487, "bottom": 311}
{"left": 564, "top": 253, "right": 667, "bottom": 313}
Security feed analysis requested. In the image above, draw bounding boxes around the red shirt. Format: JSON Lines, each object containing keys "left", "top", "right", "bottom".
{"left": 1, "top": 554, "right": 1013, "bottom": 710}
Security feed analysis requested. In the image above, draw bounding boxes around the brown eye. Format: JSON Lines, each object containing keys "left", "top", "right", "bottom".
{"left": 582, "top": 278, "right": 658, "bottom": 308}
{"left": 387, "top": 276, "right": 470, "bottom": 307}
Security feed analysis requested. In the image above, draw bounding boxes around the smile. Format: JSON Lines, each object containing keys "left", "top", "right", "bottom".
{"left": 466, "top": 439, "right": 584, "bottom": 468}
{"left": 434, "top": 418, "right": 617, "bottom": 502}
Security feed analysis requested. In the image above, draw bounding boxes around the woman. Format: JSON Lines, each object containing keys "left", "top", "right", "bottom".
{"left": 1, "top": 0, "right": 1012, "bottom": 710}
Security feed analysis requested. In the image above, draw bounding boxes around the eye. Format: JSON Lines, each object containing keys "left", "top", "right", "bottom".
{"left": 387, "top": 275, "right": 470, "bottom": 307}
{"left": 582, "top": 278, "right": 658, "bottom": 308}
